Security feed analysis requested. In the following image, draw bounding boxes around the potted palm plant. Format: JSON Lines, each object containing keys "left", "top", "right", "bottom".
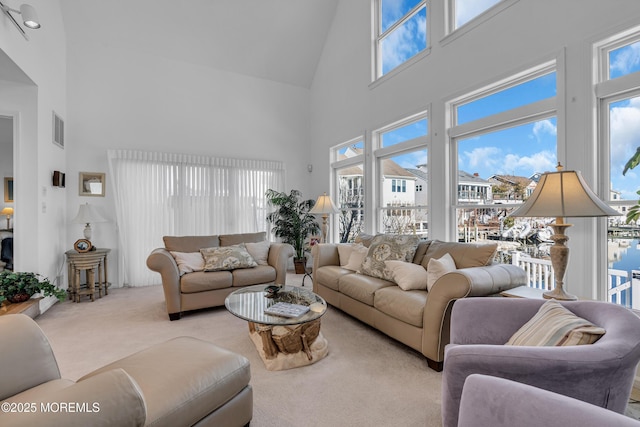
{"left": 0, "top": 271, "right": 67, "bottom": 304}
{"left": 265, "top": 189, "right": 320, "bottom": 274}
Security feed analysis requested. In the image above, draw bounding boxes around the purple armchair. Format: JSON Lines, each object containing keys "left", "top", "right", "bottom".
{"left": 442, "top": 298, "right": 640, "bottom": 427}
{"left": 458, "top": 374, "right": 640, "bottom": 427}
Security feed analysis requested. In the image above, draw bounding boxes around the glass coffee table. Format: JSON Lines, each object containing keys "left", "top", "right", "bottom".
{"left": 225, "top": 284, "right": 329, "bottom": 370}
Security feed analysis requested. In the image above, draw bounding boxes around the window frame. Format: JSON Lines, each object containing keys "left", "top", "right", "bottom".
{"left": 331, "top": 136, "right": 366, "bottom": 243}
{"left": 372, "top": 110, "right": 430, "bottom": 236}
{"left": 447, "top": 58, "right": 561, "bottom": 241}
{"left": 372, "top": 0, "right": 430, "bottom": 84}
{"left": 443, "top": 0, "right": 521, "bottom": 45}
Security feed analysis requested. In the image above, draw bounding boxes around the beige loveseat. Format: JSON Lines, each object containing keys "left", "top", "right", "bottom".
{"left": 312, "top": 238, "right": 527, "bottom": 371}
{"left": 147, "top": 231, "right": 293, "bottom": 320}
{"left": 0, "top": 314, "right": 252, "bottom": 427}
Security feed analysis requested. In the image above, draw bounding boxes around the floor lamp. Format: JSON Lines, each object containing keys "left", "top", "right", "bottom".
{"left": 510, "top": 163, "right": 621, "bottom": 300}
{"left": 309, "top": 192, "right": 339, "bottom": 243}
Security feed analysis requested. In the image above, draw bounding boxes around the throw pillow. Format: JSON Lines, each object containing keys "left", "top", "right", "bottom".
{"left": 506, "top": 300, "right": 606, "bottom": 346}
{"left": 426, "top": 253, "right": 457, "bottom": 291}
{"left": 169, "top": 251, "right": 205, "bottom": 275}
{"left": 354, "top": 233, "right": 378, "bottom": 248}
{"left": 245, "top": 240, "right": 270, "bottom": 266}
{"left": 385, "top": 260, "right": 429, "bottom": 291}
{"left": 337, "top": 243, "right": 355, "bottom": 266}
{"left": 343, "top": 244, "right": 369, "bottom": 272}
{"left": 200, "top": 243, "right": 258, "bottom": 272}
{"left": 360, "top": 234, "right": 421, "bottom": 281}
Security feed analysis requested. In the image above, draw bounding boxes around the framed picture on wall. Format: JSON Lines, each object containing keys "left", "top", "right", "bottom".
{"left": 79, "top": 172, "right": 105, "bottom": 197}
{"left": 4, "top": 177, "right": 13, "bottom": 203}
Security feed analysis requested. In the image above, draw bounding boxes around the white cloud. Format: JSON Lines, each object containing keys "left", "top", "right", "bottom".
{"left": 532, "top": 119, "right": 557, "bottom": 142}
{"left": 610, "top": 97, "right": 640, "bottom": 174}
{"left": 610, "top": 41, "right": 640, "bottom": 76}
{"left": 502, "top": 150, "right": 556, "bottom": 176}
{"left": 462, "top": 146, "right": 500, "bottom": 170}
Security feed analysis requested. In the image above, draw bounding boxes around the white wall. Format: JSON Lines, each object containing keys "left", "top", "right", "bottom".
{"left": 64, "top": 40, "right": 313, "bottom": 285}
{"left": 309, "top": 0, "right": 640, "bottom": 299}
{"left": 0, "top": 0, "right": 67, "bottom": 312}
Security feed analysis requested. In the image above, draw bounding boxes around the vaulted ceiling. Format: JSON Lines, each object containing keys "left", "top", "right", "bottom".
{"left": 59, "top": 0, "right": 339, "bottom": 88}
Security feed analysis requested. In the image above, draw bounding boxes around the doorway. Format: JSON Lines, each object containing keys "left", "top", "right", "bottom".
{"left": 0, "top": 115, "right": 13, "bottom": 270}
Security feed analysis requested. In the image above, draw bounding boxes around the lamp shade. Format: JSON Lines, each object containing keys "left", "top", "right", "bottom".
{"left": 510, "top": 167, "right": 620, "bottom": 218}
{"left": 0, "top": 207, "right": 13, "bottom": 216}
{"left": 309, "top": 193, "right": 339, "bottom": 215}
{"left": 72, "top": 203, "right": 106, "bottom": 224}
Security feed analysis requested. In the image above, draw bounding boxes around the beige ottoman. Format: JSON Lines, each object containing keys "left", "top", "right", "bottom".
{"left": 80, "top": 337, "right": 252, "bottom": 427}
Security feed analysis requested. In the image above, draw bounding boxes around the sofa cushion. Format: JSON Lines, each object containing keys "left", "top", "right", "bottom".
{"left": 169, "top": 251, "right": 205, "bottom": 275}
{"left": 360, "top": 234, "right": 421, "bottom": 281}
{"left": 200, "top": 244, "right": 258, "bottom": 272}
{"left": 339, "top": 273, "right": 395, "bottom": 306}
{"left": 164, "top": 235, "right": 220, "bottom": 253}
{"left": 245, "top": 240, "right": 270, "bottom": 265}
{"left": 343, "top": 244, "right": 369, "bottom": 271}
{"left": 421, "top": 240, "right": 497, "bottom": 270}
{"left": 181, "top": 271, "right": 233, "bottom": 293}
{"left": 219, "top": 231, "right": 266, "bottom": 246}
{"left": 506, "top": 300, "right": 606, "bottom": 346}
{"left": 315, "top": 266, "right": 352, "bottom": 291}
{"left": 232, "top": 265, "right": 276, "bottom": 287}
{"left": 426, "top": 253, "right": 457, "bottom": 292}
{"left": 385, "top": 260, "right": 428, "bottom": 291}
{"left": 374, "top": 286, "right": 428, "bottom": 328}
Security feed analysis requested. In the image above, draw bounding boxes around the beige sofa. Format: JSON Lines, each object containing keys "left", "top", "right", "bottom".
{"left": 312, "top": 238, "right": 527, "bottom": 371}
{"left": 147, "top": 231, "right": 293, "bottom": 320}
{"left": 0, "top": 314, "right": 252, "bottom": 427}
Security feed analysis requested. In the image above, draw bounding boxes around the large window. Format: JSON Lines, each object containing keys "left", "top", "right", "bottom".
{"left": 374, "top": 0, "right": 428, "bottom": 79}
{"left": 595, "top": 27, "right": 640, "bottom": 307}
{"left": 332, "top": 137, "right": 365, "bottom": 243}
{"left": 374, "top": 112, "right": 429, "bottom": 237}
{"left": 449, "top": 61, "right": 558, "bottom": 260}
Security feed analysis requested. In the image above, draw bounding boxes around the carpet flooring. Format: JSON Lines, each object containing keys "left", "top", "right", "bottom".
{"left": 35, "top": 274, "right": 443, "bottom": 427}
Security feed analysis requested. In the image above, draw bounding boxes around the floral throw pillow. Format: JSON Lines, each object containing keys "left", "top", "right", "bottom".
{"left": 360, "top": 234, "right": 421, "bottom": 281}
{"left": 200, "top": 243, "right": 258, "bottom": 272}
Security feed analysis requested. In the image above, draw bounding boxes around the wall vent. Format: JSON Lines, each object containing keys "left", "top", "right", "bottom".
{"left": 52, "top": 111, "right": 64, "bottom": 149}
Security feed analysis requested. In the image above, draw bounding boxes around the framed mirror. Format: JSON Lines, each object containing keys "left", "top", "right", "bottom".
{"left": 79, "top": 172, "right": 105, "bottom": 197}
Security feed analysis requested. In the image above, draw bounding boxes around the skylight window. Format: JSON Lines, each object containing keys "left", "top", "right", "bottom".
{"left": 375, "top": 0, "right": 428, "bottom": 79}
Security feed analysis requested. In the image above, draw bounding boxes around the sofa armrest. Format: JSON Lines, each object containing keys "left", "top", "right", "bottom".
{"left": 2, "top": 369, "right": 146, "bottom": 427}
{"left": 311, "top": 244, "right": 340, "bottom": 270}
{"left": 420, "top": 264, "right": 527, "bottom": 363}
{"left": 267, "top": 243, "right": 294, "bottom": 285}
{"left": 146, "top": 248, "right": 181, "bottom": 317}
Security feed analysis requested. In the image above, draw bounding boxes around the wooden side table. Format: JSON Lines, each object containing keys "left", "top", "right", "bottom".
{"left": 65, "top": 248, "right": 111, "bottom": 302}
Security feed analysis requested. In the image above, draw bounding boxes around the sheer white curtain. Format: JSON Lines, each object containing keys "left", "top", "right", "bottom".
{"left": 107, "top": 150, "right": 285, "bottom": 287}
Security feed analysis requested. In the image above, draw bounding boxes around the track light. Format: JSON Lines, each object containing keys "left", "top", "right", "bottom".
{"left": 0, "top": 1, "right": 41, "bottom": 40}
{"left": 19, "top": 4, "right": 39, "bottom": 29}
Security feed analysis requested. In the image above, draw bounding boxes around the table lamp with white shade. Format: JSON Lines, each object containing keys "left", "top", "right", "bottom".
{"left": 309, "top": 192, "right": 339, "bottom": 243}
{"left": 1, "top": 206, "right": 13, "bottom": 229}
{"left": 72, "top": 202, "right": 106, "bottom": 241}
{"left": 509, "top": 163, "right": 621, "bottom": 300}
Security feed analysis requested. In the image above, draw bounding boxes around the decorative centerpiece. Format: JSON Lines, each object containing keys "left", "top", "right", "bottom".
{"left": 0, "top": 271, "right": 67, "bottom": 304}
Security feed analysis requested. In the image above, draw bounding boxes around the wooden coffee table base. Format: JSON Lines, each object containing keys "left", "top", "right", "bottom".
{"left": 247, "top": 319, "right": 329, "bottom": 371}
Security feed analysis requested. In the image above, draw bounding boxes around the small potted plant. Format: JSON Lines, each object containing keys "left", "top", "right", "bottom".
{"left": 266, "top": 189, "right": 320, "bottom": 274}
{"left": 0, "top": 271, "right": 67, "bottom": 304}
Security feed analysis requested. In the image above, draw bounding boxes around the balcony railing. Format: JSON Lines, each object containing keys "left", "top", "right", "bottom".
{"left": 510, "top": 251, "right": 638, "bottom": 309}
